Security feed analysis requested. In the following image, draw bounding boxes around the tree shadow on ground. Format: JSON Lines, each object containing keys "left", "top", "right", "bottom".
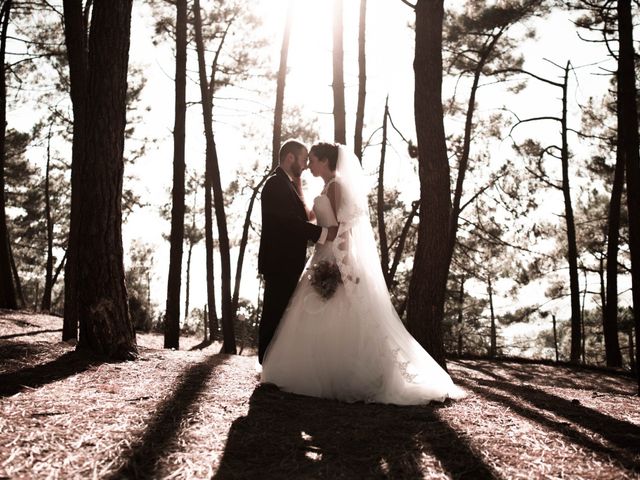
{"left": 0, "top": 340, "right": 55, "bottom": 364}
{"left": 0, "top": 348, "right": 99, "bottom": 397}
{"left": 0, "top": 329, "right": 63, "bottom": 340}
{"left": 452, "top": 360, "right": 634, "bottom": 396}
{"left": 0, "top": 311, "right": 44, "bottom": 329}
{"left": 457, "top": 373, "right": 640, "bottom": 474}
{"left": 213, "top": 384, "right": 496, "bottom": 480}
{"left": 109, "top": 355, "right": 227, "bottom": 480}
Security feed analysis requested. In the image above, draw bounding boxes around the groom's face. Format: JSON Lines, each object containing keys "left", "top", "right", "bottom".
{"left": 290, "top": 148, "right": 309, "bottom": 178}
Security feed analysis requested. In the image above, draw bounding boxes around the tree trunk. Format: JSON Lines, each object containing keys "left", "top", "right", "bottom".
{"left": 204, "top": 175, "right": 218, "bottom": 339}
{"left": 41, "top": 123, "right": 54, "bottom": 312}
{"left": 552, "top": 314, "right": 559, "bottom": 362}
{"left": 0, "top": 0, "right": 17, "bottom": 310}
{"left": 388, "top": 200, "right": 419, "bottom": 284}
{"left": 74, "top": 0, "right": 137, "bottom": 359}
{"left": 51, "top": 250, "right": 67, "bottom": 297}
{"left": 332, "top": 0, "right": 346, "bottom": 144}
{"left": 232, "top": 170, "right": 271, "bottom": 317}
{"left": 617, "top": 0, "right": 640, "bottom": 393}
{"left": 598, "top": 254, "right": 605, "bottom": 317}
{"left": 8, "top": 235, "right": 24, "bottom": 307}
{"left": 604, "top": 145, "right": 624, "bottom": 366}
{"left": 164, "top": 0, "right": 187, "bottom": 350}
{"left": 488, "top": 276, "right": 497, "bottom": 358}
{"left": 457, "top": 277, "right": 464, "bottom": 357}
{"left": 581, "top": 268, "right": 587, "bottom": 364}
{"left": 447, "top": 33, "right": 503, "bottom": 266}
{"left": 203, "top": 304, "right": 208, "bottom": 342}
{"left": 193, "top": 0, "right": 236, "bottom": 354}
{"left": 62, "top": 0, "right": 89, "bottom": 341}
{"left": 353, "top": 0, "right": 366, "bottom": 162}
{"left": 377, "top": 97, "right": 390, "bottom": 285}
{"left": 629, "top": 326, "right": 636, "bottom": 374}
{"left": 407, "top": 0, "right": 450, "bottom": 369}
{"left": 185, "top": 241, "right": 193, "bottom": 321}
{"left": 272, "top": 0, "right": 293, "bottom": 168}
{"left": 558, "top": 61, "right": 581, "bottom": 364}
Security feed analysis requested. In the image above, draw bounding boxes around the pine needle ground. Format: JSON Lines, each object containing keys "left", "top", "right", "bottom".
{"left": 1, "top": 310, "right": 638, "bottom": 479}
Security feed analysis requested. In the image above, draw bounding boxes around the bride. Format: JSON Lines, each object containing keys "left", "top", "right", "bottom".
{"left": 261, "top": 142, "right": 465, "bottom": 405}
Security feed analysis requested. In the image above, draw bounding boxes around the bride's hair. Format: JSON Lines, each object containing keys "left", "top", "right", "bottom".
{"left": 310, "top": 142, "right": 339, "bottom": 171}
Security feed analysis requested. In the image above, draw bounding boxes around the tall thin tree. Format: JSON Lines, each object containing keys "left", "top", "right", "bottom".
{"left": 164, "top": 0, "right": 188, "bottom": 349}
{"left": 604, "top": 116, "right": 624, "bottom": 367}
{"left": 377, "top": 97, "right": 390, "bottom": 285}
{"left": 193, "top": 0, "right": 236, "bottom": 354}
{"left": 354, "top": 0, "right": 367, "bottom": 161}
{"left": 507, "top": 61, "right": 582, "bottom": 363}
{"left": 332, "top": 0, "right": 346, "bottom": 144}
{"left": 272, "top": 0, "right": 294, "bottom": 168}
{"left": 41, "top": 122, "right": 54, "bottom": 312}
{"left": 0, "top": 0, "right": 17, "bottom": 310}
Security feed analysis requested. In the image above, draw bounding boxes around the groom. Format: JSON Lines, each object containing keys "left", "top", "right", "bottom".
{"left": 257, "top": 139, "right": 337, "bottom": 364}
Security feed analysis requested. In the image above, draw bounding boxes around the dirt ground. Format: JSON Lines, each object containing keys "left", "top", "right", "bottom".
{"left": 1, "top": 310, "right": 638, "bottom": 479}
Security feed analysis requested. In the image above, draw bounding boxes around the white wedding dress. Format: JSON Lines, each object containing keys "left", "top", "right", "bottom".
{"left": 261, "top": 148, "right": 465, "bottom": 405}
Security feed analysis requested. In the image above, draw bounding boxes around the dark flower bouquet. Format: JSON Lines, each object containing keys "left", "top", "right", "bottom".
{"left": 308, "top": 260, "right": 343, "bottom": 300}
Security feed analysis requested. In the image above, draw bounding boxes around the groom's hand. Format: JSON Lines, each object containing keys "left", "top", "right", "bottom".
{"left": 327, "top": 226, "right": 338, "bottom": 241}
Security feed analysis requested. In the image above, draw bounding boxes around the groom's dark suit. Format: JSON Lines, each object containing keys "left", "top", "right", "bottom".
{"left": 258, "top": 167, "right": 322, "bottom": 364}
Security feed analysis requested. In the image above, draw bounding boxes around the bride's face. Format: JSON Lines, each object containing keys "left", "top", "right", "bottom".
{"left": 308, "top": 152, "right": 325, "bottom": 177}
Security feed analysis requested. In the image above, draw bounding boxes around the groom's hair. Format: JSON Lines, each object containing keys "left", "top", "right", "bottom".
{"left": 310, "top": 142, "right": 339, "bottom": 171}
{"left": 279, "top": 140, "right": 307, "bottom": 164}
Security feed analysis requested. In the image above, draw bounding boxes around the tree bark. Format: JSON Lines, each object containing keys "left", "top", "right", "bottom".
{"left": 629, "top": 326, "right": 636, "bottom": 374}
{"left": 193, "top": 0, "right": 236, "bottom": 354}
{"left": 185, "top": 241, "right": 193, "bottom": 321}
{"left": 232, "top": 170, "right": 271, "bottom": 318}
{"left": 204, "top": 172, "right": 218, "bottom": 339}
{"left": 62, "top": 0, "right": 89, "bottom": 340}
{"left": 0, "top": 0, "right": 17, "bottom": 310}
{"left": 164, "top": 0, "right": 187, "bottom": 349}
{"left": 488, "top": 276, "right": 497, "bottom": 358}
{"left": 332, "top": 0, "right": 346, "bottom": 144}
{"left": 581, "top": 268, "right": 587, "bottom": 363}
{"left": 74, "top": 0, "right": 137, "bottom": 359}
{"left": 558, "top": 62, "right": 581, "bottom": 364}
{"left": 552, "top": 314, "right": 559, "bottom": 362}
{"left": 8, "top": 235, "right": 24, "bottom": 307}
{"left": 353, "top": 0, "right": 366, "bottom": 161}
{"left": 41, "top": 123, "right": 54, "bottom": 312}
{"left": 203, "top": 303, "right": 208, "bottom": 342}
{"left": 457, "top": 277, "right": 464, "bottom": 357}
{"left": 377, "top": 97, "right": 390, "bottom": 285}
{"left": 604, "top": 146, "right": 624, "bottom": 366}
{"left": 617, "top": 0, "right": 640, "bottom": 393}
{"left": 388, "top": 200, "right": 419, "bottom": 284}
{"left": 407, "top": 0, "right": 450, "bottom": 369}
{"left": 272, "top": 0, "right": 293, "bottom": 168}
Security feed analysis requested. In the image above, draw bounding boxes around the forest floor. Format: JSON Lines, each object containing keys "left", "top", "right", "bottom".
{"left": 0, "top": 310, "right": 638, "bottom": 480}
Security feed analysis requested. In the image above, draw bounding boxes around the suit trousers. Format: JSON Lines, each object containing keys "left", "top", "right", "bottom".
{"left": 258, "top": 273, "right": 300, "bottom": 364}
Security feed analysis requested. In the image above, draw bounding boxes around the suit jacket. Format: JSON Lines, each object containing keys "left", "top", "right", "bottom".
{"left": 258, "top": 167, "right": 322, "bottom": 276}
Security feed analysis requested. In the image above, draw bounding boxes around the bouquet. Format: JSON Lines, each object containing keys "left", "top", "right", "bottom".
{"left": 308, "top": 260, "right": 343, "bottom": 300}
